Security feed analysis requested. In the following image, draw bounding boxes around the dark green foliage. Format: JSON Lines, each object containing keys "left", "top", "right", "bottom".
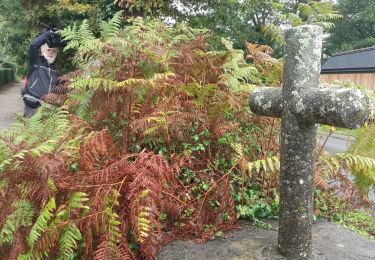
{"left": 0, "top": 200, "right": 34, "bottom": 244}
{"left": 0, "top": 70, "right": 5, "bottom": 86}
{"left": 235, "top": 185, "right": 278, "bottom": 227}
{"left": 0, "top": 0, "right": 343, "bottom": 72}
{"left": 0, "top": 68, "right": 15, "bottom": 86}
{"left": 0, "top": 0, "right": 31, "bottom": 71}
{"left": 326, "top": 0, "right": 375, "bottom": 54}
{"left": 2, "top": 61, "right": 18, "bottom": 78}
{"left": 314, "top": 189, "right": 375, "bottom": 239}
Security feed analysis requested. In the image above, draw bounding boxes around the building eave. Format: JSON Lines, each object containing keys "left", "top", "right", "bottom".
{"left": 321, "top": 67, "right": 375, "bottom": 74}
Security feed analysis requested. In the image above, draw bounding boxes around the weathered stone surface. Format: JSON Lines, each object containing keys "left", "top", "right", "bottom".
{"left": 249, "top": 87, "right": 370, "bottom": 129}
{"left": 294, "top": 88, "right": 370, "bottom": 128}
{"left": 248, "top": 24, "right": 371, "bottom": 260}
{"left": 249, "top": 87, "right": 282, "bottom": 118}
{"left": 275, "top": 25, "right": 322, "bottom": 259}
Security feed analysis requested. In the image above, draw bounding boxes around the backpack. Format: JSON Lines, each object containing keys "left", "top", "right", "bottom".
{"left": 22, "top": 75, "right": 42, "bottom": 109}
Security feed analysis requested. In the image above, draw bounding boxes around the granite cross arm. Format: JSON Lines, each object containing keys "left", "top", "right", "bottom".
{"left": 248, "top": 25, "right": 371, "bottom": 259}
{"left": 249, "top": 87, "right": 370, "bottom": 129}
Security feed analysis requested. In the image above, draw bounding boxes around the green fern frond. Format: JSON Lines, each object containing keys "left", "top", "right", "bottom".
{"left": 29, "top": 139, "right": 57, "bottom": 157}
{"left": 320, "top": 153, "right": 375, "bottom": 196}
{"left": 61, "top": 20, "right": 96, "bottom": 53}
{"left": 314, "top": 21, "right": 336, "bottom": 30}
{"left": 135, "top": 189, "right": 151, "bottom": 244}
{"left": 70, "top": 77, "right": 119, "bottom": 91}
{"left": 0, "top": 140, "right": 10, "bottom": 163}
{"left": 285, "top": 13, "right": 304, "bottom": 27}
{"left": 58, "top": 131, "right": 88, "bottom": 159}
{"left": 298, "top": 3, "right": 315, "bottom": 19}
{"left": 77, "top": 20, "right": 95, "bottom": 42}
{"left": 336, "top": 153, "right": 375, "bottom": 171}
{"left": 58, "top": 223, "right": 82, "bottom": 260}
{"left": 151, "top": 72, "right": 176, "bottom": 81}
{"left": 0, "top": 200, "right": 34, "bottom": 244}
{"left": 220, "top": 45, "right": 259, "bottom": 92}
{"left": 18, "top": 252, "right": 34, "bottom": 260}
{"left": 27, "top": 197, "right": 56, "bottom": 248}
{"left": 0, "top": 107, "right": 71, "bottom": 172}
{"left": 137, "top": 208, "right": 151, "bottom": 244}
{"left": 349, "top": 124, "right": 375, "bottom": 158}
{"left": 0, "top": 178, "right": 8, "bottom": 192}
{"left": 60, "top": 23, "right": 80, "bottom": 51}
{"left": 297, "top": 1, "right": 342, "bottom": 27}
{"left": 0, "top": 150, "right": 26, "bottom": 172}
{"left": 68, "top": 192, "right": 90, "bottom": 210}
{"left": 321, "top": 156, "right": 341, "bottom": 172}
{"left": 221, "top": 38, "right": 234, "bottom": 51}
{"left": 68, "top": 90, "right": 94, "bottom": 121}
{"left": 100, "top": 11, "right": 123, "bottom": 40}
{"left": 61, "top": 19, "right": 102, "bottom": 67}
{"left": 107, "top": 209, "right": 122, "bottom": 250}
{"left": 97, "top": 189, "right": 123, "bottom": 255}
{"left": 231, "top": 143, "right": 280, "bottom": 176}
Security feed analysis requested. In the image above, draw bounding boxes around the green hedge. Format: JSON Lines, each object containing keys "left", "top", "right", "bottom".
{"left": 0, "top": 60, "right": 18, "bottom": 85}
{"left": 0, "top": 68, "right": 14, "bottom": 86}
{"left": 2, "top": 61, "right": 18, "bottom": 80}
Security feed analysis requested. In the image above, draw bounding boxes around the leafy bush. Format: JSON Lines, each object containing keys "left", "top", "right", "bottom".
{"left": 0, "top": 13, "right": 277, "bottom": 259}
{"left": 0, "top": 68, "right": 14, "bottom": 86}
{"left": 0, "top": 61, "right": 17, "bottom": 84}
{"left": 314, "top": 189, "right": 375, "bottom": 239}
{"left": 0, "top": 69, "right": 4, "bottom": 86}
{"left": 2, "top": 61, "right": 18, "bottom": 80}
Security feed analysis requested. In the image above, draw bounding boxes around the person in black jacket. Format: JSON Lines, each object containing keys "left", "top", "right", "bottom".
{"left": 22, "top": 28, "right": 66, "bottom": 117}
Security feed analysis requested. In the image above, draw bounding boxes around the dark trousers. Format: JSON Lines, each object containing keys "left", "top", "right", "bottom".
{"left": 24, "top": 104, "right": 37, "bottom": 118}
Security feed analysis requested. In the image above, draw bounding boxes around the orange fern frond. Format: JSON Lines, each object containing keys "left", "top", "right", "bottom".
{"left": 79, "top": 129, "right": 118, "bottom": 171}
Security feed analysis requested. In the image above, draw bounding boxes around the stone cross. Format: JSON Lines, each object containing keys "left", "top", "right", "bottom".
{"left": 249, "top": 25, "right": 370, "bottom": 259}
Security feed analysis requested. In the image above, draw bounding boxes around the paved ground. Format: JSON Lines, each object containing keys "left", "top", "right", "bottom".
{"left": 158, "top": 220, "right": 375, "bottom": 260}
{"left": 318, "top": 131, "right": 355, "bottom": 154}
{"left": 0, "top": 81, "right": 23, "bottom": 130}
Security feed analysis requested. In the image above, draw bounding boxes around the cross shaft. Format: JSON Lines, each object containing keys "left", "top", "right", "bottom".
{"left": 249, "top": 25, "right": 370, "bottom": 259}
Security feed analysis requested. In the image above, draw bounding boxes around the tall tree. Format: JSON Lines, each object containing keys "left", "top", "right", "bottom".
{"left": 158, "top": 0, "right": 283, "bottom": 50}
{"left": 326, "top": 0, "right": 375, "bottom": 54}
{"left": 0, "top": 0, "right": 343, "bottom": 70}
{"left": 0, "top": 0, "right": 31, "bottom": 66}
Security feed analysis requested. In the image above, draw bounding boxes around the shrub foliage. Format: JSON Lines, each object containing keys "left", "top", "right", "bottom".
{"left": 0, "top": 13, "right": 268, "bottom": 259}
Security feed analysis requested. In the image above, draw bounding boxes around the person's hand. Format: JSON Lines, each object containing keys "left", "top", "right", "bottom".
{"left": 47, "top": 31, "right": 67, "bottom": 48}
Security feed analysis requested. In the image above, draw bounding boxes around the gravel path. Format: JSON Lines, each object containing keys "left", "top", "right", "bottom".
{"left": 0, "top": 81, "right": 23, "bottom": 130}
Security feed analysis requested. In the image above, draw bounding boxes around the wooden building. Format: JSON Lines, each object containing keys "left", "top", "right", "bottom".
{"left": 320, "top": 47, "right": 375, "bottom": 91}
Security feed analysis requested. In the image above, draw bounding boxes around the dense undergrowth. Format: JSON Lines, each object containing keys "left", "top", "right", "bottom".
{"left": 0, "top": 12, "right": 374, "bottom": 259}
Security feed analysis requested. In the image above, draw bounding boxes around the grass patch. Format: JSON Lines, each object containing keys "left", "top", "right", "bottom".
{"left": 319, "top": 125, "right": 362, "bottom": 138}
{"left": 336, "top": 209, "right": 375, "bottom": 240}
